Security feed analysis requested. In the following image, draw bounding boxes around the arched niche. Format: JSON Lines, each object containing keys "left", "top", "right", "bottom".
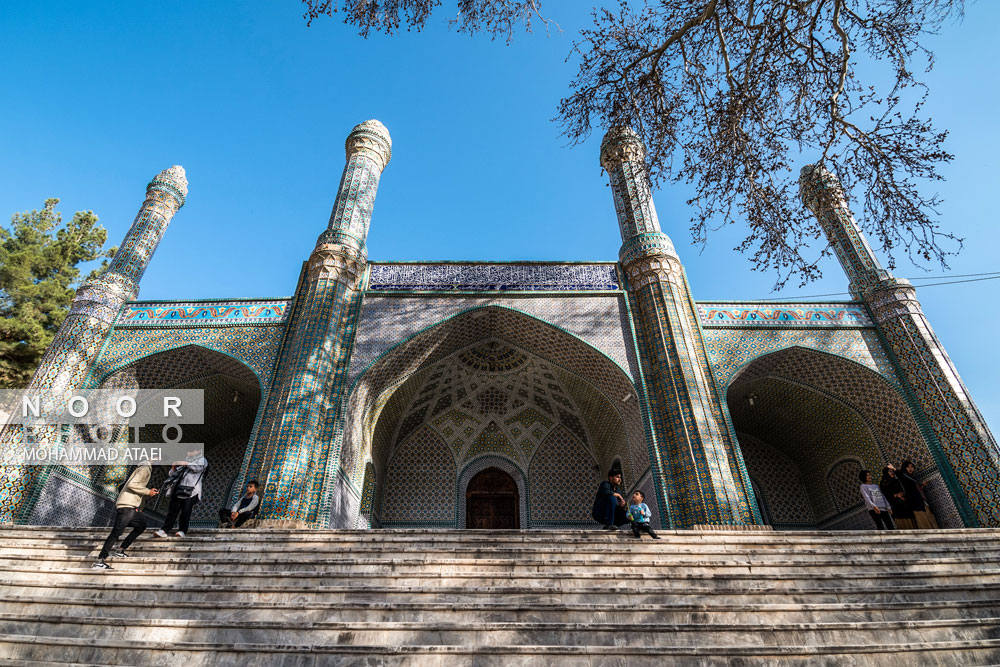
{"left": 726, "top": 346, "right": 964, "bottom": 529}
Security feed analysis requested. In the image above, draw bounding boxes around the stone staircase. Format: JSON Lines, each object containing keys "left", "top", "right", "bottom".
{"left": 1, "top": 526, "right": 999, "bottom": 665}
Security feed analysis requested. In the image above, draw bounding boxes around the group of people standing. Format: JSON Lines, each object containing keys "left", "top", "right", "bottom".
{"left": 93, "top": 450, "right": 260, "bottom": 569}
{"left": 591, "top": 460, "right": 939, "bottom": 535}
{"left": 859, "top": 461, "right": 938, "bottom": 530}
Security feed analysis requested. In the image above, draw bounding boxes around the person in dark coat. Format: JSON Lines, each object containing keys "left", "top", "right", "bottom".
{"left": 592, "top": 464, "right": 628, "bottom": 531}
{"left": 880, "top": 465, "right": 915, "bottom": 529}
{"left": 899, "top": 460, "right": 938, "bottom": 529}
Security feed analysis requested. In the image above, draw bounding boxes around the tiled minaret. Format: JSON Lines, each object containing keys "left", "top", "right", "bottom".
{"left": 0, "top": 167, "right": 187, "bottom": 523}
{"left": 603, "top": 127, "right": 758, "bottom": 528}
{"left": 253, "top": 120, "right": 391, "bottom": 525}
{"left": 800, "top": 164, "right": 1000, "bottom": 526}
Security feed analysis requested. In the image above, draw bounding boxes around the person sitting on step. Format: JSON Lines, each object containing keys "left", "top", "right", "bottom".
{"left": 93, "top": 459, "right": 159, "bottom": 569}
{"left": 627, "top": 490, "right": 660, "bottom": 540}
{"left": 219, "top": 480, "right": 260, "bottom": 528}
{"left": 591, "top": 463, "right": 629, "bottom": 531}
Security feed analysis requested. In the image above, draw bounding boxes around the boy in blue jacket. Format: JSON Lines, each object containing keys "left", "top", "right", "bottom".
{"left": 627, "top": 490, "right": 660, "bottom": 540}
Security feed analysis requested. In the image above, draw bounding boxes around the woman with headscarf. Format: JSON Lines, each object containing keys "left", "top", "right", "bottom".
{"left": 880, "top": 465, "right": 914, "bottom": 529}
{"left": 899, "top": 460, "right": 939, "bottom": 529}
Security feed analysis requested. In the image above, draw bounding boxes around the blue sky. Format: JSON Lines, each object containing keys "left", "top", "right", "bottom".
{"left": 2, "top": 2, "right": 998, "bottom": 432}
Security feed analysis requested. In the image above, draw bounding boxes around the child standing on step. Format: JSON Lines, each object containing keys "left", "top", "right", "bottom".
{"left": 627, "top": 490, "right": 660, "bottom": 540}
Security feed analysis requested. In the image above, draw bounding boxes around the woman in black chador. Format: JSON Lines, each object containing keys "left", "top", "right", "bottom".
{"left": 591, "top": 463, "right": 629, "bottom": 531}
{"left": 899, "top": 460, "right": 939, "bottom": 529}
{"left": 880, "top": 465, "right": 915, "bottom": 529}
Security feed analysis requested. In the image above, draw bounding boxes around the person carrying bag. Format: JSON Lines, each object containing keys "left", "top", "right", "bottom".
{"left": 153, "top": 449, "right": 208, "bottom": 538}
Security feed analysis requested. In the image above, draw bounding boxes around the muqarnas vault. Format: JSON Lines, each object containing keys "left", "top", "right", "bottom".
{"left": 3, "top": 119, "right": 999, "bottom": 532}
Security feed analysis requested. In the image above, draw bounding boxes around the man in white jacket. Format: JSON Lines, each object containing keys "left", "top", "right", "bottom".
{"left": 93, "top": 459, "right": 159, "bottom": 569}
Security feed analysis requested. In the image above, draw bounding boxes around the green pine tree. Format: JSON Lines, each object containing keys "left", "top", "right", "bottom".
{"left": 0, "top": 198, "right": 115, "bottom": 388}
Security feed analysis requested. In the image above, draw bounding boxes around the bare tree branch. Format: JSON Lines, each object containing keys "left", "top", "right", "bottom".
{"left": 300, "top": 0, "right": 966, "bottom": 288}
{"left": 558, "top": 0, "right": 963, "bottom": 288}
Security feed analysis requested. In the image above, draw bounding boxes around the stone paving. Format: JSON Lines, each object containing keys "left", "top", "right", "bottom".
{"left": 1, "top": 526, "right": 1000, "bottom": 665}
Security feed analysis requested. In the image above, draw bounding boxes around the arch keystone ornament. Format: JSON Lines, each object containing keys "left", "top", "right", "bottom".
{"left": 253, "top": 120, "right": 392, "bottom": 526}
{"left": 1, "top": 166, "right": 188, "bottom": 524}
{"left": 799, "top": 164, "right": 1000, "bottom": 526}
{"left": 603, "top": 126, "right": 759, "bottom": 528}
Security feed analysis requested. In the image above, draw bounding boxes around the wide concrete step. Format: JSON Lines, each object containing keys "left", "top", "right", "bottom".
{"left": 5, "top": 578, "right": 1000, "bottom": 605}
{"left": 4, "top": 553, "right": 999, "bottom": 576}
{"left": 5, "top": 527, "right": 1000, "bottom": 664}
{"left": 5, "top": 613, "right": 1000, "bottom": 647}
{"left": 3, "top": 564, "right": 998, "bottom": 589}
{"left": 5, "top": 538, "right": 999, "bottom": 561}
{"left": 3, "top": 634, "right": 1000, "bottom": 666}
{"left": 5, "top": 594, "right": 998, "bottom": 625}
{"left": 7, "top": 526, "right": 1000, "bottom": 548}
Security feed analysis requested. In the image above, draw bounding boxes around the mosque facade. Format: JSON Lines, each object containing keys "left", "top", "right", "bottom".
{"left": 3, "top": 119, "right": 998, "bottom": 532}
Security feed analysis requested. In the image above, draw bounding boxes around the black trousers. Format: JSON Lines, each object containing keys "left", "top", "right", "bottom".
{"left": 592, "top": 494, "right": 628, "bottom": 527}
{"left": 99, "top": 508, "right": 147, "bottom": 559}
{"left": 161, "top": 495, "right": 199, "bottom": 533}
{"left": 218, "top": 508, "right": 253, "bottom": 527}
{"left": 869, "top": 509, "right": 895, "bottom": 530}
{"left": 631, "top": 520, "right": 658, "bottom": 538}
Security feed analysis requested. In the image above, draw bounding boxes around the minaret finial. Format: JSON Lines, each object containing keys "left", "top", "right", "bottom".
{"left": 148, "top": 165, "right": 188, "bottom": 207}
{"left": 345, "top": 120, "right": 392, "bottom": 172}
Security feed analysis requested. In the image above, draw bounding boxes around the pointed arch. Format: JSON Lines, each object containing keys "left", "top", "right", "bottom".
{"left": 726, "top": 345, "right": 965, "bottom": 528}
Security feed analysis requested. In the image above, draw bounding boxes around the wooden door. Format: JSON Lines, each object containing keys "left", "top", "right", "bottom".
{"left": 465, "top": 468, "right": 519, "bottom": 529}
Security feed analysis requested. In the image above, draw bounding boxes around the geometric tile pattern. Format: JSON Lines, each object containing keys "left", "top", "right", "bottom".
{"left": 340, "top": 307, "right": 649, "bottom": 521}
{"left": 730, "top": 376, "right": 882, "bottom": 520}
{"left": 698, "top": 302, "right": 872, "bottom": 328}
{"left": 702, "top": 328, "right": 898, "bottom": 389}
{"left": 368, "top": 263, "right": 619, "bottom": 291}
{"left": 1, "top": 169, "right": 187, "bottom": 524}
{"left": 629, "top": 274, "right": 756, "bottom": 528}
{"left": 348, "top": 294, "right": 640, "bottom": 387}
{"left": 737, "top": 433, "right": 816, "bottom": 526}
{"left": 118, "top": 300, "right": 290, "bottom": 326}
{"left": 799, "top": 165, "right": 1000, "bottom": 526}
{"left": 603, "top": 127, "right": 756, "bottom": 529}
{"left": 365, "top": 338, "right": 645, "bottom": 528}
{"left": 827, "top": 459, "right": 864, "bottom": 513}
{"left": 527, "top": 424, "right": 600, "bottom": 524}
{"left": 726, "top": 347, "right": 963, "bottom": 527}
{"left": 877, "top": 307, "right": 1000, "bottom": 526}
{"left": 801, "top": 164, "right": 998, "bottom": 528}
{"left": 91, "top": 325, "right": 283, "bottom": 393}
{"left": 727, "top": 347, "right": 929, "bottom": 472}
{"left": 381, "top": 424, "right": 455, "bottom": 525}
{"left": 249, "top": 122, "right": 390, "bottom": 527}
{"left": 359, "top": 462, "right": 376, "bottom": 527}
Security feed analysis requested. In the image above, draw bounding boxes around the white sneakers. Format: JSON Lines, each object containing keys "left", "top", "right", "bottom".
{"left": 154, "top": 529, "right": 187, "bottom": 538}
